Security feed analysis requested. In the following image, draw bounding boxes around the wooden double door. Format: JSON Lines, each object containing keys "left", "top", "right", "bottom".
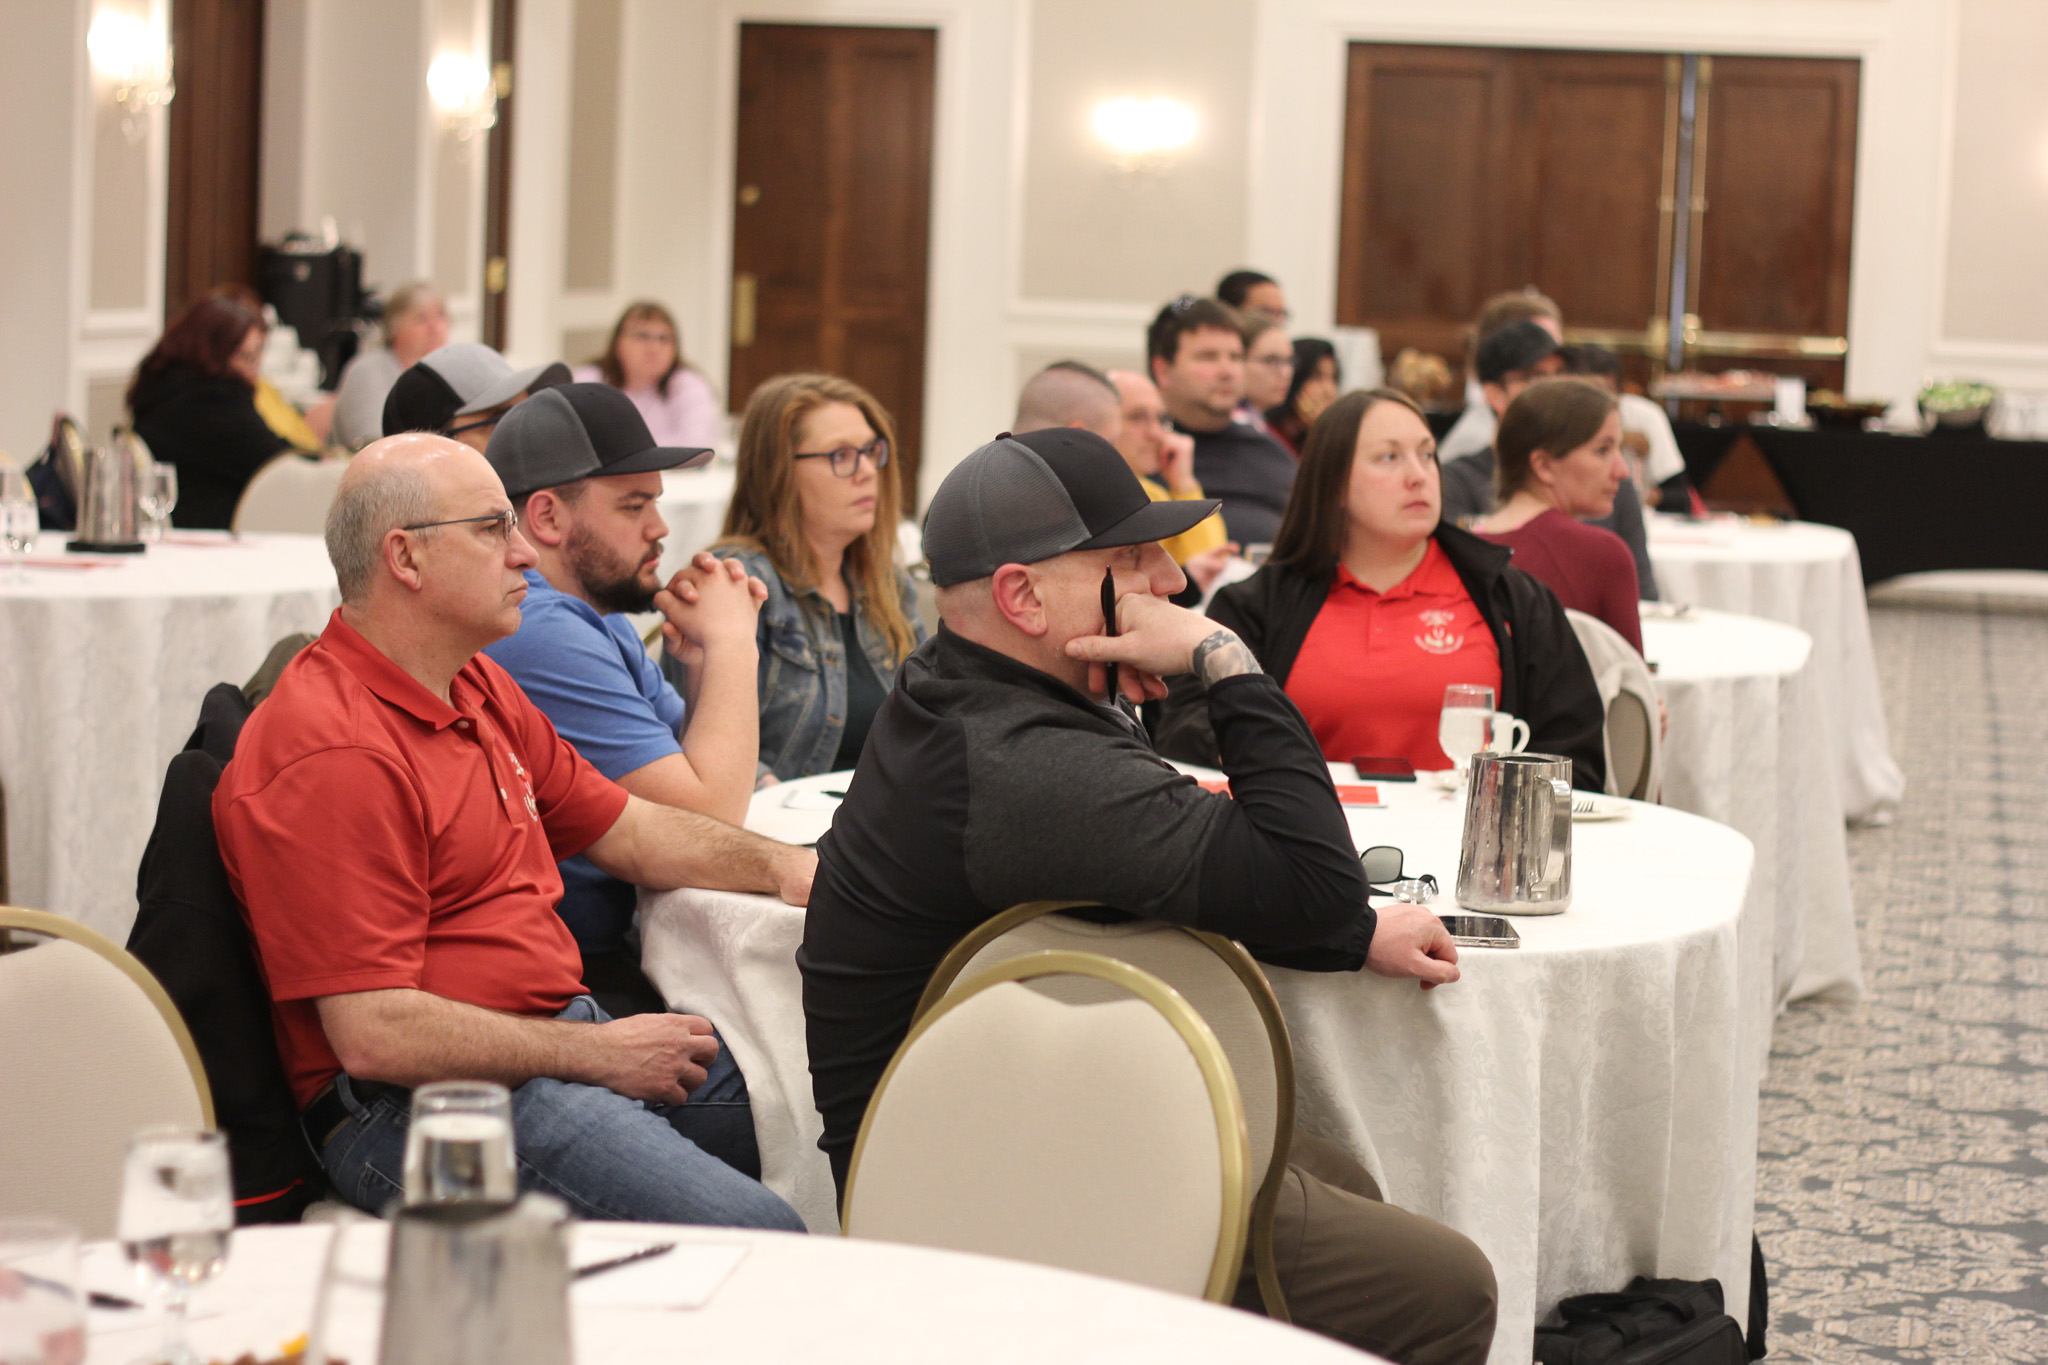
{"left": 728, "top": 23, "right": 937, "bottom": 513}
{"left": 1337, "top": 45, "right": 1859, "bottom": 391}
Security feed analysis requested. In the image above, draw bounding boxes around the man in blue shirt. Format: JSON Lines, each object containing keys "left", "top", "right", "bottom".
{"left": 483, "top": 383, "right": 767, "bottom": 1020}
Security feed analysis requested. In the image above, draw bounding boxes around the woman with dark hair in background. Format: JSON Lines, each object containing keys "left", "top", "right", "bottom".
{"left": 1265, "top": 337, "right": 1340, "bottom": 456}
{"left": 574, "top": 300, "right": 720, "bottom": 449}
{"left": 1472, "top": 377, "right": 1643, "bottom": 653}
{"left": 712, "top": 373, "right": 924, "bottom": 782}
{"left": 1156, "top": 386, "right": 1605, "bottom": 788}
{"left": 127, "top": 295, "right": 292, "bottom": 529}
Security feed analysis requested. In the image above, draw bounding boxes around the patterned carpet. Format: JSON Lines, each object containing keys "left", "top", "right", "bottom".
{"left": 1754, "top": 595, "right": 2048, "bottom": 1362}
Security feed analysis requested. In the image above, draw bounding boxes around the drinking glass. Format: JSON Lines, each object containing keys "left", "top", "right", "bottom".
{"left": 117, "top": 1127, "right": 232, "bottom": 1365}
{"left": 0, "top": 470, "right": 36, "bottom": 584}
{"left": 148, "top": 464, "right": 178, "bottom": 541}
{"left": 0, "top": 1220, "right": 85, "bottom": 1365}
{"left": 1437, "top": 683, "right": 1497, "bottom": 785}
{"left": 402, "top": 1081, "right": 517, "bottom": 1206}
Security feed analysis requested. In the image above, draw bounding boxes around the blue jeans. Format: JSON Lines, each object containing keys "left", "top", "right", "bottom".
{"left": 318, "top": 997, "right": 804, "bottom": 1231}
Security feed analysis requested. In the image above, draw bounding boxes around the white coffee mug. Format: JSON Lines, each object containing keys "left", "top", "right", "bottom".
{"left": 1485, "top": 712, "right": 1531, "bottom": 754}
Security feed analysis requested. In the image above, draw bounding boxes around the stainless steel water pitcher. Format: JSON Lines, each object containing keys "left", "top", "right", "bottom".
{"left": 1456, "top": 751, "right": 1574, "bottom": 915}
{"left": 71, "top": 429, "right": 149, "bottom": 551}
{"left": 379, "top": 1193, "right": 573, "bottom": 1365}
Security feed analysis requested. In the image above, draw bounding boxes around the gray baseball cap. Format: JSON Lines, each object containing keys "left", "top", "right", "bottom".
{"left": 922, "top": 428, "right": 1220, "bottom": 587}
{"left": 486, "top": 382, "right": 713, "bottom": 499}
{"left": 381, "top": 342, "right": 573, "bottom": 437}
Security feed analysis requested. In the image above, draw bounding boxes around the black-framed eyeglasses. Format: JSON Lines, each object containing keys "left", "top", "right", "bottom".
{"left": 402, "top": 509, "right": 520, "bottom": 543}
{"left": 1360, "top": 845, "right": 1438, "bottom": 899}
{"left": 794, "top": 436, "right": 890, "bottom": 478}
{"left": 445, "top": 413, "right": 503, "bottom": 438}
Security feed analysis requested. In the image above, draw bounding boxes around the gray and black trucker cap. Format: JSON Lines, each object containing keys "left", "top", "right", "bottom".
{"left": 922, "top": 428, "right": 1221, "bottom": 587}
{"left": 382, "top": 342, "right": 572, "bottom": 437}
{"left": 485, "top": 382, "right": 712, "bottom": 499}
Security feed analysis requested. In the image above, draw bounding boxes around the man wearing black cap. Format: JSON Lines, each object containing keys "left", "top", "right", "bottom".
{"left": 1441, "top": 322, "right": 1658, "bottom": 596}
{"left": 801, "top": 428, "right": 1495, "bottom": 1364}
{"left": 482, "top": 384, "right": 764, "bottom": 1022}
{"left": 382, "top": 341, "right": 573, "bottom": 452}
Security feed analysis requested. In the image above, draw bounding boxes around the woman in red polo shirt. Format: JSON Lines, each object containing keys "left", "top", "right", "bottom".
{"left": 1157, "top": 388, "right": 1606, "bottom": 789}
{"left": 1471, "top": 377, "right": 1642, "bottom": 653}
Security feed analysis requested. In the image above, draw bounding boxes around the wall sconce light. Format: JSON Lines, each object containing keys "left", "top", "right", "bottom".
{"left": 428, "top": 52, "right": 498, "bottom": 141}
{"left": 88, "top": 9, "right": 174, "bottom": 144}
{"left": 1090, "top": 97, "right": 1197, "bottom": 175}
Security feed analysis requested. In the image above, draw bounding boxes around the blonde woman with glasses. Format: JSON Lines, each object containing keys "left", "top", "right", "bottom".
{"left": 712, "top": 373, "right": 924, "bottom": 783}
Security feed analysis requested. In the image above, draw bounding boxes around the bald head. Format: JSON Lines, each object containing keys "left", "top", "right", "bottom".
{"left": 326, "top": 433, "right": 495, "bottom": 601}
{"left": 1013, "top": 361, "right": 1122, "bottom": 440}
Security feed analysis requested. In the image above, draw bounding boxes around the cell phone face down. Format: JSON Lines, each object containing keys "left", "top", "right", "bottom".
{"left": 1350, "top": 756, "right": 1417, "bottom": 782}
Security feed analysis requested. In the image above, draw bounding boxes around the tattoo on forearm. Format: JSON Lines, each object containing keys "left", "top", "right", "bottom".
{"left": 1191, "top": 629, "right": 1261, "bottom": 686}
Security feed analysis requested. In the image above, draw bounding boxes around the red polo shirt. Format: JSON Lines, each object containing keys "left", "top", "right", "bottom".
{"left": 1283, "top": 540, "right": 1504, "bottom": 770}
{"left": 214, "top": 609, "right": 630, "bottom": 1106}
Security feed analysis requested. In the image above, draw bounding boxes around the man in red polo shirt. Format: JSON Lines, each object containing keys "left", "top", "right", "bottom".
{"left": 215, "top": 432, "right": 809, "bottom": 1229}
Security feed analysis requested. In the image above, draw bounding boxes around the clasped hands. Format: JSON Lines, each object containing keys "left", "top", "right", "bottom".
{"left": 654, "top": 552, "right": 766, "bottom": 666}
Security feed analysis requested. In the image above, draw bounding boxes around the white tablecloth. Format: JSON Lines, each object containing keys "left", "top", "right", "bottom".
{"left": 0, "top": 532, "right": 339, "bottom": 940}
{"left": 1646, "top": 515, "right": 1905, "bottom": 823}
{"left": 655, "top": 466, "right": 738, "bottom": 583}
{"left": 641, "top": 769, "right": 1766, "bottom": 1365}
{"left": 81, "top": 1222, "right": 1369, "bottom": 1365}
{"left": 1644, "top": 608, "right": 1862, "bottom": 1003}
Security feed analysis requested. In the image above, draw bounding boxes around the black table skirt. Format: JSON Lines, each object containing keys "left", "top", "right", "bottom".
{"left": 1673, "top": 423, "right": 2048, "bottom": 585}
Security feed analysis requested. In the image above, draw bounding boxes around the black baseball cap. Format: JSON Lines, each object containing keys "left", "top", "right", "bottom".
{"left": 922, "top": 428, "right": 1221, "bottom": 587}
{"left": 382, "top": 342, "right": 572, "bottom": 438}
{"left": 485, "top": 382, "right": 713, "bottom": 499}
{"left": 1475, "top": 319, "right": 1560, "bottom": 385}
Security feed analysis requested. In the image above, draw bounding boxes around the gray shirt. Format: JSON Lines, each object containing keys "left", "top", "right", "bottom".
{"left": 330, "top": 347, "right": 405, "bottom": 449}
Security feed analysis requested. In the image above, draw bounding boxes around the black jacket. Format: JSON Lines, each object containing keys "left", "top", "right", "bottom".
{"left": 129, "top": 362, "right": 292, "bottom": 530}
{"left": 1156, "top": 524, "right": 1608, "bottom": 790}
{"left": 802, "top": 625, "right": 1372, "bottom": 1192}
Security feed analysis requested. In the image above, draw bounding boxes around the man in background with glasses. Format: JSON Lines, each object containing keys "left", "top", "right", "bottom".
{"left": 382, "top": 341, "right": 573, "bottom": 454}
{"left": 802, "top": 429, "right": 1490, "bottom": 1364}
{"left": 214, "top": 431, "right": 811, "bottom": 1230}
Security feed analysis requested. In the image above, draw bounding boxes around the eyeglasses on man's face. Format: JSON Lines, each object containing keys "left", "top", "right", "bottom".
{"left": 402, "top": 509, "right": 521, "bottom": 544}
{"left": 793, "top": 435, "right": 890, "bottom": 478}
{"left": 1250, "top": 355, "right": 1296, "bottom": 372}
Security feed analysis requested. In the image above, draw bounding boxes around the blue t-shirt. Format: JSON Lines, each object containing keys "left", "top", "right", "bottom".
{"left": 483, "top": 570, "right": 686, "bottom": 954}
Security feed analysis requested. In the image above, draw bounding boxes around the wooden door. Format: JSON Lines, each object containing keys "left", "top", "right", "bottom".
{"left": 165, "top": 0, "right": 265, "bottom": 318}
{"left": 1685, "top": 56, "right": 1858, "bottom": 388}
{"left": 481, "top": 0, "right": 517, "bottom": 350}
{"left": 1337, "top": 43, "right": 1858, "bottom": 393}
{"left": 730, "top": 23, "right": 936, "bottom": 512}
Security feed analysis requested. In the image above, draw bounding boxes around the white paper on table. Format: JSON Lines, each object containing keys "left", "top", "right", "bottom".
{"left": 781, "top": 789, "right": 844, "bottom": 812}
{"left": 570, "top": 1238, "right": 747, "bottom": 1310}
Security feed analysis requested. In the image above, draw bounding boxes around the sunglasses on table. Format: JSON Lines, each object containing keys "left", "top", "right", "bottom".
{"left": 1360, "top": 845, "right": 1439, "bottom": 900}
{"left": 793, "top": 436, "right": 890, "bottom": 478}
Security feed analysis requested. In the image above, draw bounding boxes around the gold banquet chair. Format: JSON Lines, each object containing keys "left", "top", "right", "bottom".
{"left": 844, "top": 951, "right": 1250, "bottom": 1302}
{"left": 915, "top": 903, "right": 1297, "bottom": 1320}
{"left": 0, "top": 907, "right": 215, "bottom": 1237}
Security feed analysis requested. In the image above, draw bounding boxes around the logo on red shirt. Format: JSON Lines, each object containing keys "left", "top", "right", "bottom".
{"left": 1415, "top": 608, "right": 1465, "bottom": 656}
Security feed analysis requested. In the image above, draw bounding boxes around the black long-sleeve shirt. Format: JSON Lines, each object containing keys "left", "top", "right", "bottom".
{"left": 800, "top": 624, "right": 1371, "bottom": 1192}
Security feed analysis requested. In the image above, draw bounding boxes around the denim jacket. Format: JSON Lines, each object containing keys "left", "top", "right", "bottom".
{"left": 712, "top": 546, "right": 926, "bottom": 781}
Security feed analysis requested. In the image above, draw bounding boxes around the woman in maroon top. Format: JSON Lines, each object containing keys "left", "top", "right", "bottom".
{"left": 1471, "top": 378, "right": 1643, "bottom": 654}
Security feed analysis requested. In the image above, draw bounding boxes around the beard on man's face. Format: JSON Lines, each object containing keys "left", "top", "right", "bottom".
{"left": 566, "top": 521, "right": 658, "bottom": 614}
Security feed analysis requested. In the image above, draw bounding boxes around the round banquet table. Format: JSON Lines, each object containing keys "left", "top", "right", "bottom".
{"left": 78, "top": 1222, "right": 1369, "bottom": 1365}
{"left": 639, "top": 768, "right": 1767, "bottom": 1365}
{"left": 1645, "top": 513, "right": 1904, "bottom": 824}
{"left": 0, "top": 531, "right": 339, "bottom": 940}
{"left": 1643, "top": 607, "right": 1862, "bottom": 1003}
{"left": 654, "top": 465, "right": 737, "bottom": 583}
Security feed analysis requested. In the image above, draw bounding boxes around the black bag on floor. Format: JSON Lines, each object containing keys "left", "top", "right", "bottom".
{"left": 1534, "top": 1276, "right": 1747, "bottom": 1365}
